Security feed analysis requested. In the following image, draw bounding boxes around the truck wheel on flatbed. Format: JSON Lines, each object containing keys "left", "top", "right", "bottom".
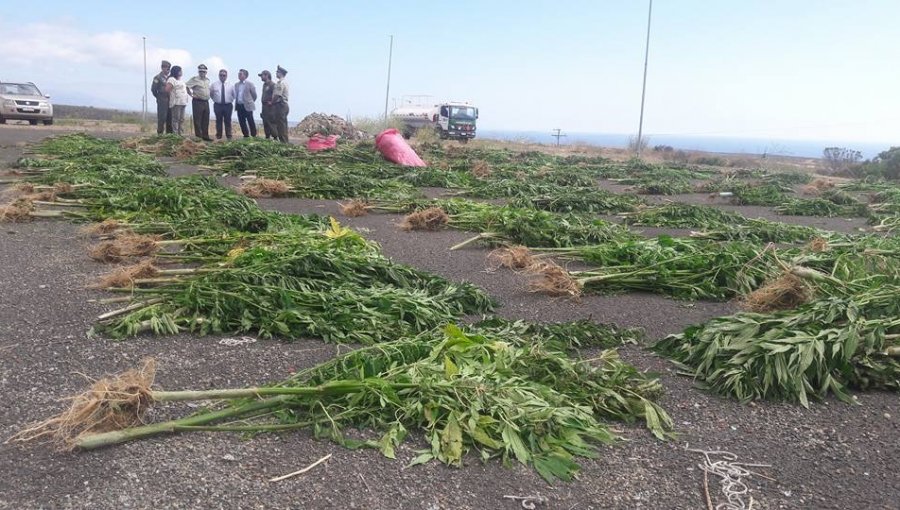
{"left": 29, "top": 119, "right": 38, "bottom": 125}
{"left": 43, "top": 119, "right": 53, "bottom": 126}
{"left": 0, "top": 115, "right": 5, "bottom": 124}
{"left": 459, "top": 138, "right": 469, "bottom": 144}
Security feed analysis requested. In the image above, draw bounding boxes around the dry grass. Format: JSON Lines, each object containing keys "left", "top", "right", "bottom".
{"left": 800, "top": 178, "right": 836, "bottom": 196}
{"left": 808, "top": 237, "right": 830, "bottom": 253}
{"left": 53, "top": 183, "right": 74, "bottom": 194}
{"left": 174, "top": 139, "right": 204, "bottom": 159}
{"left": 1, "top": 182, "right": 35, "bottom": 198}
{"left": 339, "top": 199, "right": 370, "bottom": 217}
{"left": 470, "top": 160, "right": 493, "bottom": 179}
{"left": 8, "top": 359, "right": 156, "bottom": 449}
{"left": 88, "top": 234, "right": 160, "bottom": 262}
{"left": 401, "top": 207, "right": 449, "bottom": 231}
{"left": 486, "top": 246, "right": 535, "bottom": 272}
{"left": 526, "top": 260, "right": 583, "bottom": 298}
{"left": 0, "top": 198, "right": 35, "bottom": 222}
{"left": 24, "top": 190, "right": 56, "bottom": 202}
{"left": 89, "top": 260, "right": 159, "bottom": 289}
{"left": 240, "top": 178, "right": 292, "bottom": 198}
{"left": 80, "top": 218, "right": 127, "bottom": 236}
{"left": 742, "top": 272, "right": 812, "bottom": 312}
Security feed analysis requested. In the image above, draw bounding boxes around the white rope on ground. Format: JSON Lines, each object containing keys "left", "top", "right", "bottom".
{"left": 218, "top": 336, "right": 257, "bottom": 346}
{"left": 685, "top": 444, "right": 773, "bottom": 510}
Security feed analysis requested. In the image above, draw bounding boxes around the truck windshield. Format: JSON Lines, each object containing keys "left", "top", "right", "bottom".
{"left": 0, "top": 83, "right": 41, "bottom": 96}
{"left": 450, "top": 106, "right": 476, "bottom": 120}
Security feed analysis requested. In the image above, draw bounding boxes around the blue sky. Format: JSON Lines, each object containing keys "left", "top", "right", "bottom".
{"left": 1, "top": 1, "right": 899, "bottom": 144}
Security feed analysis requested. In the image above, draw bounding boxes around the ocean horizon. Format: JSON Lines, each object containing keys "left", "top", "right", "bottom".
{"left": 477, "top": 130, "right": 895, "bottom": 160}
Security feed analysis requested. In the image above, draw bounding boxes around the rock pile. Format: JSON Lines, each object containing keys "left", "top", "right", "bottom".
{"left": 293, "top": 113, "right": 367, "bottom": 140}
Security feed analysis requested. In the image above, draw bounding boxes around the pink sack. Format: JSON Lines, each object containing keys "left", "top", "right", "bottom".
{"left": 375, "top": 128, "right": 427, "bottom": 167}
{"left": 307, "top": 134, "right": 339, "bottom": 152}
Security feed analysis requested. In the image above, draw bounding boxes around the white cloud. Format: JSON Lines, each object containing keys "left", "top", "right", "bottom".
{"left": 0, "top": 21, "right": 193, "bottom": 72}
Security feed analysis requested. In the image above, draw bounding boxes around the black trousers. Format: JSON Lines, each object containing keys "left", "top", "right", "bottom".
{"left": 213, "top": 102, "right": 233, "bottom": 139}
{"left": 236, "top": 103, "right": 257, "bottom": 137}
{"left": 192, "top": 99, "right": 210, "bottom": 139}
{"left": 156, "top": 98, "right": 172, "bottom": 134}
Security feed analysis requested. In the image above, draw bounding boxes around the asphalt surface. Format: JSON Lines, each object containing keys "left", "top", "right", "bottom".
{"left": 0, "top": 126, "right": 897, "bottom": 509}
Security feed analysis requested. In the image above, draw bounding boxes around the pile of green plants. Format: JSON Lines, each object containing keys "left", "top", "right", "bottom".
{"left": 729, "top": 183, "right": 789, "bottom": 206}
{"left": 96, "top": 224, "right": 493, "bottom": 344}
{"left": 510, "top": 187, "right": 641, "bottom": 214}
{"left": 362, "top": 197, "right": 636, "bottom": 248}
{"left": 655, "top": 285, "right": 900, "bottom": 406}
{"left": 608, "top": 161, "right": 714, "bottom": 196}
{"left": 622, "top": 203, "right": 826, "bottom": 243}
{"left": 16, "top": 319, "right": 672, "bottom": 482}
{"left": 520, "top": 230, "right": 900, "bottom": 303}
{"left": 628, "top": 177, "right": 694, "bottom": 195}
{"left": 533, "top": 236, "right": 782, "bottom": 300}
{"left": 7, "top": 134, "right": 491, "bottom": 344}
{"left": 775, "top": 197, "right": 869, "bottom": 218}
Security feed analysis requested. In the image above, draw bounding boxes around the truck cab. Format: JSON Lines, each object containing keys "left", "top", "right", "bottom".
{"left": 433, "top": 103, "right": 478, "bottom": 142}
{"left": 392, "top": 100, "right": 478, "bottom": 142}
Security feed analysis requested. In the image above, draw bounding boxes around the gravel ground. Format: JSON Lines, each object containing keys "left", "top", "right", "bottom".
{"left": 1, "top": 128, "right": 898, "bottom": 509}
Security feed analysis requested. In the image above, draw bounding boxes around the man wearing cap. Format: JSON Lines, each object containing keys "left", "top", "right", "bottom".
{"left": 233, "top": 69, "right": 258, "bottom": 138}
{"left": 185, "top": 64, "right": 213, "bottom": 141}
{"left": 150, "top": 60, "right": 173, "bottom": 135}
{"left": 272, "top": 65, "right": 290, "bottom": 143}
{"left": 258, "top": 70, "right": 275, "bottom": 139}
{"left": 209, "top": 68, "right": 235, "bottom": 140}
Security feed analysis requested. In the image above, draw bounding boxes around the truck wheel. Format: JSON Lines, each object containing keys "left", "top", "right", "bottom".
{"left": 459, "top": 138, "right": 469, "bottom": 144}
{"left": 437, "top": 128, "right": 448, "bottom": 140}
{"left": 43, "top": 118, "right": 53, "bottom": 126}
{"left": 29, "top": 119, "right": 38, "bottom": 126}
{"left": 0, "top": 116, "right": 5, "bottom": 124}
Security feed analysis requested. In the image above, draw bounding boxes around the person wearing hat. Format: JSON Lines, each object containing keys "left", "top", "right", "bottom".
{"left": 272, "top": 65, "right": 290, "bottom": 143}
{"left": 233, "top": 69, "right": 258, "bottom": 138}
{"left": 258, "top": 70, "right": 275, "bottom": 139}
{"left": 150, "top": 60, "right": 173, "bottom": 134}
{"left": 185, "top": 64, "right": 213, "bottom": 141}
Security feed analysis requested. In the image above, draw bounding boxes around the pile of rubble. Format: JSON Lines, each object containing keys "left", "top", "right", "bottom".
{"left": 293, "top": 113, "right": 368, "bottom": 140}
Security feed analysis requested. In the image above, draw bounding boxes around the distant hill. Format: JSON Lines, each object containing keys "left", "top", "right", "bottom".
{"left": 53, "top": 104, "right": 143, "bottom": 123}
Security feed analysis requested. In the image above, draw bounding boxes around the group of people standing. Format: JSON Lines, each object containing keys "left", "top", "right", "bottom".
{"left": 150, "top": 60, "right": 290, "bottom": 143}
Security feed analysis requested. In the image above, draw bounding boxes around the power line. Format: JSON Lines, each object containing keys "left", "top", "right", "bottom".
{"left": 551, "top": 128, "right": 567, "bottom": 146}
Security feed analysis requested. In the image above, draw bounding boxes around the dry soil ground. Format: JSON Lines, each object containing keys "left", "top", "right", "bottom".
{"left": 0, "top": 125, "right": 897, "bottom": 509}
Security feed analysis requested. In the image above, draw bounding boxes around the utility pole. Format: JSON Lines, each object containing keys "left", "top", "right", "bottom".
{"left": 551, "top": 128, "right": 567, "bottom": 147}
{"left": 636, "top": 0, "right": 653, "bottom": 157}
{"left": 142, "top": 36, "right": 148, "bottom": 125}
{"left": 383, "top": 35, "right": 393, "bottom": 122}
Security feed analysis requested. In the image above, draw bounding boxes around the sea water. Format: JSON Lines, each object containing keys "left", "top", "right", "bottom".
{"left": 478, "top": 130, "right": 894, "bottom": 160}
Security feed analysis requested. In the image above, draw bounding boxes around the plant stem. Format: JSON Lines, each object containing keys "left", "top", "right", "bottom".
{"left": 74, "top": 396, "right": 290, "bottom": 450}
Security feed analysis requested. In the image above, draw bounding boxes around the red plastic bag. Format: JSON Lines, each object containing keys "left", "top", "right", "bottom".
{"left": 375, "top": 128, "right": 427, "bottom": 167}
{"left": 307, "top": 134, "right": 339, "bottom": 152}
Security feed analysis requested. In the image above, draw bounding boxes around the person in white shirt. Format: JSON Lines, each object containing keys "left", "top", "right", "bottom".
{"left": 209, "top": 69, "right": 235, "bottom": 140}
{"left": 164, "top": 66, "right": 189, "bottom": 135}
{"left": 233, "top": 69, "right": 258, "bottom": 138}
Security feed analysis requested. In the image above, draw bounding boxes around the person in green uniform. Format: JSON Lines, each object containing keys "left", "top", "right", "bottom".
{"left": 150, "top": 60, "right": 172, "bottom": 134}
{"left": 185, "top": 64, "right": 213, "bottom": 141}
{"left": 258, "top": 70, "right": 275, "bottom": 139}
